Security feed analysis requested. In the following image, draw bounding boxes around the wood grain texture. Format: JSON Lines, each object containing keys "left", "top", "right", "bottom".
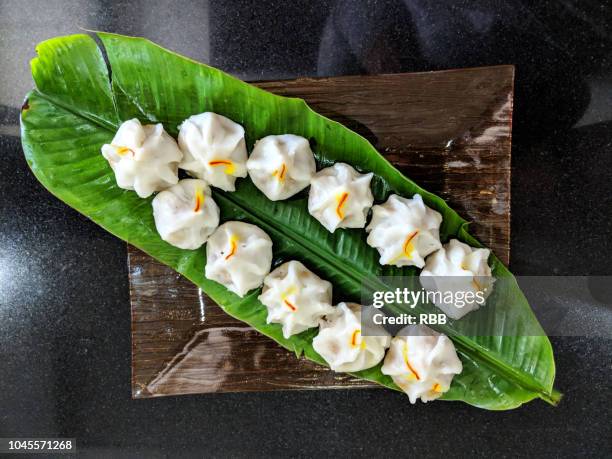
{"left": 129, "top": 65, "right": 514, "bottom": 398}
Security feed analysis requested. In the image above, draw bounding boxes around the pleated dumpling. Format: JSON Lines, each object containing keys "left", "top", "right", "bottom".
{"left": 308, "top": 163, "right": 374, "bottom": 233}
{"left": 101, "top": 119, "right": 182, "bottom": 198}
{"left": 246, "top": 134, "right": 316, "bottom": 200}
{"left": 205, "top": 221, "right": 273, "bottom": 297}
{"left": 152, "top": 179, "right": 220, "bottom": 250}
{"left": 366, "top": 194, "right": 442, "bottom": 268}
{"left": 420, "top": 239, "right": 494, "bottom": 319}
{"left": 178, "top": 112, "right": 248, "bottom": 191}
{"left": 259, "top": 261, "right": 334, "bottom": 338}
{"left": 381, "top": 325, "right": 462, "bottom": 403}
{"left": 313, "top": 302, "right": 390, "bottom": 372}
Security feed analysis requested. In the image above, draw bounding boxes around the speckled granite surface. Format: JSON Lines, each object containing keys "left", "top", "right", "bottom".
{"left": 1, "top": 0, "right": 610, "bottom": 457}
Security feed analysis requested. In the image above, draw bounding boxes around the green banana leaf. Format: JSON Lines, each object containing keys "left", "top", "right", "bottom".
{"left": 21, "top": 33, "right": 560, "bottom": 410}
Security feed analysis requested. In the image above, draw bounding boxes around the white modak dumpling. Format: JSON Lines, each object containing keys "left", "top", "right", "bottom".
{"left": 246, "top": 134, "right": 316, "bottom": 200}
{"left": 152, "top": 179, "right": 220, "bottom": 250}
{"left": 178, "top": 112, "right": 248, "bottom": 191}
{"left": 313, "top": 302, "right": 390, "bottom": 372}
{"left": 101, "top": 119, "right": 182, "bottom": 198}
{"left": 366, "top": 194, "right": 443, "bottom": 268}
{"left": 381, "top": 325, "right": 462, "bottom": 403}
{"left": 308, "top": 163, "right": 374, "bottom": 233}
{"left": 259, "top": 261, "right": 334, "bottom": 339}
{"left": 205, "top": 221, "right": 273, "bottom": 297}
{"left": 420, "top": 239, "right": 494, "bottom": 320}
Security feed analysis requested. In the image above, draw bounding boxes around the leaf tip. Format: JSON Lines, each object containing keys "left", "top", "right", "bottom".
{"left": 541, "top": 388, "right": 563, "bottom": 406}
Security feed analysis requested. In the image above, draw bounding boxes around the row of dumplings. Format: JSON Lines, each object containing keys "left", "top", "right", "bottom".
{"left": 100, "top": 111, "right": 489, "bottom": 402}
{"left": 262, "top": 259, "right": 463, "bottom": 404}
{"left": 206, "top": 226, "right": 463, "bottom": 403}
{"left": 101, "top": 113, "right": 374, "bottom": 245}
{"left": 211, "top": 224, "right": 463, "bottom": 403}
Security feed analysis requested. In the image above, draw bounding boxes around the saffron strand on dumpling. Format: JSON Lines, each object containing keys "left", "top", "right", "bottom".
{"left": 308, "top": 163, "right": 374, "bottom": 233}
{"left": 246, "top": 134, "right": 316, "bottom": 200}
{"left": 313, "top": 303, "right": 390, "bottom": 372}
{"left": 205, "top": 221, "right": 273, "bottom": 297}
{"left": 259, "top": 260, "right": 334, "bottom": 339}
{"left": 101, "top": 118, "right": 182, "bottom": 198}
{"left": 366, "top": 194, "right": 442, "bottom": 268}
{"left": 382, "top": 325, "right": 462, "bottom": 403}
{"left": 152, "top": 179, "right": 219, "bottom": 250}
{"left": 420, "top": 239, "right": 495, "bottom": 319}
{"left": 178, "top": 112, "right": 248, "bottom": 191}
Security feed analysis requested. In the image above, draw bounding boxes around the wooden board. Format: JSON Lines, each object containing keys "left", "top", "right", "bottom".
{"left": 129, "top": 65, "right": 514, "bottom": 398}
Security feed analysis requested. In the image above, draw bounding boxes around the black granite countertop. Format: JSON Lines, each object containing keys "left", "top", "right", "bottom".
{"left": 1, "top": 1, "right": 611, "bottom": 457}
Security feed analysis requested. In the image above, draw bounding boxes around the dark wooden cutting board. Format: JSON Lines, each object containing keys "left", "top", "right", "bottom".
{"left": 128, "top": 65, "right": 514, "bottom": 398}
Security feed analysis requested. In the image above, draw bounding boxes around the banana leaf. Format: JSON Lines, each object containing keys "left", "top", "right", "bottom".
{"left": 20, "top": 33, "right": 560, "bottom": 410}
